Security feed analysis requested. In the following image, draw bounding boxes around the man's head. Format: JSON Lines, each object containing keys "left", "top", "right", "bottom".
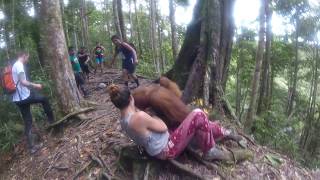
{"left": 96, "top": 42, "right": 101, "bottom": 46}
{"left": 80, "top": 46, "right": 86, "bottom": 53}
{"left": 111, "top": 35, "right": 121, "bottom": 46}
{"left": 17, "top": 51, "right": 30, "bottom": 64}
{"left": 69, "top": 46, "right": 75, "bottom": 55}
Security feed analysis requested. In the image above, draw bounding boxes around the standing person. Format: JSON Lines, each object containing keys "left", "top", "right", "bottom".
{"left": 110, "top": 35, "right": 139, "bottom": 87}
{"left": 12, "top": 52, "right": 55, "bottom": 154}
{"left": 92, "top": 42, "right": 105, "bottom": 74}
{"left": 69, "top": 47, "right": 88, "bottom": 97}
{"left": 77, "top": 47, "right": 91, "bottom": 80}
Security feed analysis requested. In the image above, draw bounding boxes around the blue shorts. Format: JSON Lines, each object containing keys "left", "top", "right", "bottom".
{"left": 122, "top": 58, "right": 136, "bottom": 74}
{"left": 95, "top": 56, "right": 104, "bottom": 64}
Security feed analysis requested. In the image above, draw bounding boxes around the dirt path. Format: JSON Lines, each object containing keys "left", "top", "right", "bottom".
{"left": 0, "top": 68, "right": 319, "bottom": 179}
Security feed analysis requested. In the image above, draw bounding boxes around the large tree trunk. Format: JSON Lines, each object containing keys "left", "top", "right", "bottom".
{"left": 299, "top": 45, "right": 320, "bottom": 156}
{"left": 40, "top": 0, "right": 83, "bottom": 114}
{"left": 128, "top": 0, "right": 134, "bottom": 40}
{"left": 169, "top": 0, "right": 178, "bottom": 61}
{"left": 133, "top": 0, "right": 143, "bottom": 57}
{"left": 11, "top": 0, "right": 17, "bottom": 54}
{"left": 117, "top": 0, "right": 126, "bottom": 41}
{"left": 60, "top": 0, "right": 70, "bottom": 45}
{"left": 167, "top": 0, "right": 235, "bottom": 116}
{"left": 257, "top": 1, "right": 272, "bottom": 114}
{"left": 236, "top": 37, "right": 244, "bottom": 120}
{"left": 220, "top": 0, "right": 236, "bottom": 91}
{"left": 32, "top": 0, "right": 45, "bottom": 65}
{"left": 244, "top": 0, "right": 266, "bottom": 133}
{"left": 80, "top": 0, "right": 89, "bottom": 48}
{"left": 104, "top": 0, "right": 112, "bottom": 48}
{"left": 286, "top": 17, "right": 299, "bottom": 116}
{"left": 157, "top": 15, "right": 165, "bottom": 72}
{"left": 150, "top": 0, "right": 160, "bottom": 75}
{"left": 112, "top": 0, "right": 122, "bottom": 40}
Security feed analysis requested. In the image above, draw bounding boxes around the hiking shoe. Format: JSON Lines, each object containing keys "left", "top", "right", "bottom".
{"left": 203, "top": 147, "right": 232, "bottom": 161}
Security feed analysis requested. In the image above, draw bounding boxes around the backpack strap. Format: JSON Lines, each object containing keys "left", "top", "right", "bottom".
{"left": 16, "top": 79, "right": 21, "bottom": 101}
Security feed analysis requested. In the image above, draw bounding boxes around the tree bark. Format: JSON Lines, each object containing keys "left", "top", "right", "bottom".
{"left": 104, "top": 0, "right": 112, "bottom": 48}
{"left": 112, "top": 0, "right": 122, "bottom": 40}
{"left": 11, "top": 0, "right": 17, "bottom": 54}
{"left": 128, "top": 0, "right": 134, "bottom": 40}
{"left": 117, "top": 0, "right": 126, "bottom": 41}
{"left": 220, "top": 0, "right": 236, "bottom": 91}
{"left": 40, "top": 0, "right": 83, "bottom": 114}
{"left": 299, "top": 45, "right": 319, "bottom": 153}
{"left": 150, "top": 0, "right": 160, "bottom": 75}
{"left": 244, "top": 0, "right": 266, "bottom": 133}
{"left": 257, "top": 0, "right": 272, "bottom": 114}
{"left": 32, "top": 0, "right": 46, "bottom": 65}
{"left": 286, "top": 17, "right": 299, "bottom": 116}
{"left": 236, "top": 37, "right": 244, "bottom": 119}
{"left": 157, "top": 15, "right": 165, "bottom": 72}
{"left": 133, "top": 0, "right": 143, "bottom": 57}
{"left": 60, "top": 0, "right": 70, "bottom": 45}
{"left": 169, "top": 0, "right": 178, "bottom": 61}
{"left": 166, "top": 0, "right": 236, "bottom": 121}
{"left": 80, "top": 0, "right": 89, "bottom": 48}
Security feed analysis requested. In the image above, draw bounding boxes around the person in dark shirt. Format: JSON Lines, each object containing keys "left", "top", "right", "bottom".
{"left": 77, "top": 47, "right": 91, "bottom": 80}
{"left": 110, "top": 35, "right": 139, "bottom": 87}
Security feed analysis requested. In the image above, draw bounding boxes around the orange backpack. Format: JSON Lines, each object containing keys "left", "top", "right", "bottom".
{"left": 0, "top": 64, "right": 17, "bottom": 94}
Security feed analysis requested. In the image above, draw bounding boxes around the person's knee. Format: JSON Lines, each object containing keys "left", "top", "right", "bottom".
{"left": 193, "top": 108, "right": 205, "bottom": 115}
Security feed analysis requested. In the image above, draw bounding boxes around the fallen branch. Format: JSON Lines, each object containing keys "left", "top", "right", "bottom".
{"left": 47, "top": 107, "right": 95, "bottom": 129}
{"left": 76, "top": 134, "right": 82, "bottom": 157}
{"left": 52, "top": 166, "right": 69, "bottom": 171}
{"left": 168, "top": 159, "right": 209, "bottom": 180}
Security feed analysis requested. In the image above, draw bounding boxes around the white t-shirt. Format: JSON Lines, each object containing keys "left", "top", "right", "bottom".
{"left": 12, "top": 60, "right": 30, "bottom": 102}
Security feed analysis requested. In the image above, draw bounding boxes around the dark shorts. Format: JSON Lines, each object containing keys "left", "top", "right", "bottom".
{"left": 74, "top": 72, "right": 84, "bottom": 86}
{"left": 80, "top": 63, "right": 90, "bottom": 74}
{"left": 95, "top": 55, "right": 104, "bottom": 64}
{"left": 122, "top": 58, "right": 136, "bottom": 74}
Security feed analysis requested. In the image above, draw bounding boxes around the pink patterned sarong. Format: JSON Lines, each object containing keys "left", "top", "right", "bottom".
{"left": 156, "top": 109, "right": 225, "bottom": 160}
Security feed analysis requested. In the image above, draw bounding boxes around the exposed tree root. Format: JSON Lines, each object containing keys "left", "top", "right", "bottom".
{"left": 43, "top": 151, "right": 64, "bottom": 178}
{"left": 78, "top": 112, "right": 109, "bottom": 128}
{"left": 75, "top": 134, "right": 82, "bottom": 157}
{"left": 72, "top": 160, "right": 93, "bottom": 180}
{"left": 102, "top": 172, "right": 113, "bottom": 180}
{"left": 168, "top": 159, "right": 210, "bottom": 180}
{"left": 47, "top": 107, "right": 95, "bottom": 129}
{"left": 81, "top": 100, "right": 100, "bottom": 107}
{"left": 187, "top": 147, "right": 226, "bottom": 179}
